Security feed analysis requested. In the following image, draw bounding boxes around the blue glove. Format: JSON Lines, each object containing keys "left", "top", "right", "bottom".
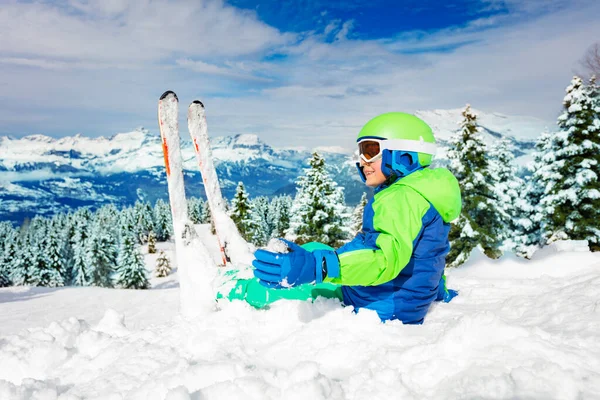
{"left": 252, "top": 239, "right": 340, "bottom": 288}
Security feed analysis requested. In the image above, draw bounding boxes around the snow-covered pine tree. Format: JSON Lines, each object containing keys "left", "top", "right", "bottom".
{"left": 200, "top": 200, "right": 211, "bottom": 224}
{"left": 153, "top": 199, "right": 173, "bottom": 241}
{"left": 540, "top": 76, "right": 600, "bottom": 250}
{"left": 118, "top": 207, "right": 136, "bottom": 238}
{"left": 0, "top": 268, "right": 9, "bottom": 287}
{"left": 268, "top": 195, "right": 293, "bottom": 239}
{"left": 61, "top": 211, "right": 83, "bottom": 283}
{"left": 86, "top": 217, "right": 117, "bottom": 288}
{"left": 51, "top": 212, "right": 69, "bottom": 236}
{"left": 41, "top": 220, "right": 67, "bottom": 287}
{"left": 95, "top": 204, "right": 120, "bottom": 240}
{"left": 187, "top": 197, "right": 205, "bottom": 224}
{"left": 0, "top": 243, "right": 12, "bottom": 287}
{"left": 133, "top": 200, "right": 155, "bottom": 243}
{"left": 27, "top": 217, "right": 62, "bottom": 287}
{"left": 286, "top": 152, "right": 351, "bottom": 246}
{"left": 0, "top": 222, "right": 16, "bottom": 287}
{"left": 116, "top": 233, "right": 149, "bottom": 289}
{"left": 587, "top": 74, "right": 599, "bottom": 107}
{"left": 447, "top": 105, "right": 503, "bottom": 267}
{"left": 512, "top": 131, "right": 554, "bottom": 258}
{"left": 148, "top": 231, "right": 157, "bottom": 254}
{"left": 10, "top": 237, "right": 34, "bottom": 286}
{"left": 71, "top": 217, "right": 91, "bottom": 286}
{"left": 26, "top": 216, "right": 48, "bottom": 245}
{"left": 230, "top": 182, "right": 251, "bottom": 239}
{"left": 155, "top": 250, "right": 171, "bottom": 278}
{"left": 351, "top": 192, "right": 369, "bottom": 236}
{"left": 2, "top": 239, "right": 19, "bottom": 281}
{"left": 247, "top": 196, "right": 271, "bottom": 246}
{"left": 488, "top": 139, "right": 524, "bottom": 250}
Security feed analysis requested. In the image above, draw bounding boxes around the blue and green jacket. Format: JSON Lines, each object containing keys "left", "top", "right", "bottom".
{"left": 328, "top": 167, "right": 461, "bottom": 324}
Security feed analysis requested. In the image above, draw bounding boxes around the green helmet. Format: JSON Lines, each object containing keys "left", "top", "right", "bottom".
{"left": 357, "top": 112, "right": 436, "bottom": 166}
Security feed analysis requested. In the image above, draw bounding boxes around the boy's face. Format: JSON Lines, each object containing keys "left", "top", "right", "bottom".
{"left": 360, "top": 158, "right": 387, "bottom": 187}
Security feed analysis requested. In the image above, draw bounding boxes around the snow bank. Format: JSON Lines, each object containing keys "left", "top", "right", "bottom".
{"left": 0, "top": 245, "right": 599, "bottom": 399}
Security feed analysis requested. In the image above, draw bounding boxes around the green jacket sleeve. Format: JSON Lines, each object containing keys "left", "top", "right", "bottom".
{"left": 327, "top": 186, "right": 431, "bottom": 286}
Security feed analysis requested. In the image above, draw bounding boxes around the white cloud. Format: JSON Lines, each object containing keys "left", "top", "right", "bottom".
{"left": 324, "top": 20, "right": 340, "bottom": 36}
{"left": 176, "top": 59, "right": 272, "bottom": 82}
{"left": 335, "top": 20, "right": 354, "bottom": 41}
{"left": 0, "top": 169, "right": 90, "bottom": 183}
{"left": 0, "top": 0, "right": 291, "bottom": 63}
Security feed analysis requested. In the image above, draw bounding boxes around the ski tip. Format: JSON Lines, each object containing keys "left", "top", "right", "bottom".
{"left": 191, "top": 100, "right": 204, "bottom": 108}
{"left": 160, "top": 90, "right": 178, "bottom": 101}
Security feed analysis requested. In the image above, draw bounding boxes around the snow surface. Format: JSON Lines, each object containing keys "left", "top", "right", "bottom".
{"left": 1, "top": 236, "right": 599, "bottom": 399}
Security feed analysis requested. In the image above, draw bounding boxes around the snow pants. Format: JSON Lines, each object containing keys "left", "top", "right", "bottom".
{"left": 220, "top": 242, "right": 343, "bottom": 308}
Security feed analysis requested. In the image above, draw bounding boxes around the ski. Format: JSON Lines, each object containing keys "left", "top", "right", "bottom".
{"left": 187, "top": 100, "right": 254, "bottom": 270}
{"left": 158, "top": 90, "right": 216, "bottom": 318}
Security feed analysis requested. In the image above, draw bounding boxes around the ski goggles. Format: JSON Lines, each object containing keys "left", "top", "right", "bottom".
{"left": 357, "top": 137, "right": 437, "bottom": 163}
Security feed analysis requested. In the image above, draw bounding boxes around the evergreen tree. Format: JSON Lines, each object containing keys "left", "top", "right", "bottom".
{"left": 230, "top": 182, "right": 251, "bottom": 239}
{"left": 11, "top": 237, "right": 34, "bottom": 286}
{"left": 268, "top": 195, "right": 293, "bottom": 239}
{"left": 133, "top": 201, "right": 155, "bottom": 243}
{"left": 447, "top": 105, "right": 503, "bottom": 267}
{"left": 286, "top": 152, "right": 351, "bottom": 246}
{"left": 154, "top": 199, "right": 173, "bottom": 241}
{"left": 26, "top": 217, "right": 61, "bottom": 287}
{"left": 155, "top": 250, "right": 171, "bottom": 278}
{"left": 541, "top": 76, "right": 600, "bottom": 250}
{"left": 200, "top": 200, "right": 211, "bottom": 224}
{"left": 26, "top": 216, "right": 48, "bottom": 245}
{"left": 148, "top": 231, "right": 157, "bottom": 254}
{"left": 119, "top": 207, "right": 136, "bottom": 238}
{"left": 30, "top": 249, "right": 63, "bottom": 288}
{"left": 188, "top": 197, "right": 205, "bottom": 224}
{"left": 62, "top": 212, "right": 78, "bottom": 282}
{"left": 0, "top": 221, "right": 15, "bottom": 241}
{"left": 351, "top": 192, "right": 369, "bottom": 236}
{"left": 86, "top": 219, "right": 117, "bottom": 288}
{"left": 247, "top": 196, "right": 271, "bottom": 246}
{"left": 116, "top": 233, "right": 149, "bottom": 289}
{"left": 71, "top": 218, "right": 91, "bottom": 286}
{"left": 488, "top": 139, "right": 524, "bottom": 250}
{"left": 0, "top": 222, "right": 16, "bottom": 287}
{"left": 95, "top": 204, "right": 120, "bottom": 238}
{"left": 40, "top": 221, "right": 66, "bottom": 287}
{"left": 0, "top": 261, "right": 10, "bottom": 287}
{"left": 512, "top": 131, "right": 554, "bottom": 258}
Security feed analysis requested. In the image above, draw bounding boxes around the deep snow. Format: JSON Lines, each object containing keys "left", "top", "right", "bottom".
{"left": 0, "top": 233, "right": 599, "bottom": 400}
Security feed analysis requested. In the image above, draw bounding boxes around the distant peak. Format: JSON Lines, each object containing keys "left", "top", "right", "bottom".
{"left": 24, "top": 134, "right": 55, "bottom": 143}
{"left": 233, "top": 134, "right": 261, "bottom": 146}
{"left": 313, "top": 145, "right": 350, "bottom": 154}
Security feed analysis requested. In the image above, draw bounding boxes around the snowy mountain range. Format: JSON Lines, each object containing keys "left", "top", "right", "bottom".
{"left": 0, "top": 109, "right": 554, "bottom": 224}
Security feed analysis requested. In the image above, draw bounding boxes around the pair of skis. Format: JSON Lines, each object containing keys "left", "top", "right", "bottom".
{"left": 157, "top": 91, "right": 252, "bottom": 268}
{"left": 157, "top": 90, "right": 253, "bottom": 317}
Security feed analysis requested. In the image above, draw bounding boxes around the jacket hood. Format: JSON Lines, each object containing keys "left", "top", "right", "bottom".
{"left": 395, "top": 168, "right": 461, "bottom": 223}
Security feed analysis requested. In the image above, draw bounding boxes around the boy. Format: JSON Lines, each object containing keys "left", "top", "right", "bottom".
{"left": 242, "top": 113, "right": 461, "bottom": 324}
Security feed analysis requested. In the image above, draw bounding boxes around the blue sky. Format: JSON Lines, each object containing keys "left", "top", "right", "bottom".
{"left": 228, "top": 0, "right": 503, "bottom": 39}
{"left": 0, "top": 0, "right": 598, "bottom": 148}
